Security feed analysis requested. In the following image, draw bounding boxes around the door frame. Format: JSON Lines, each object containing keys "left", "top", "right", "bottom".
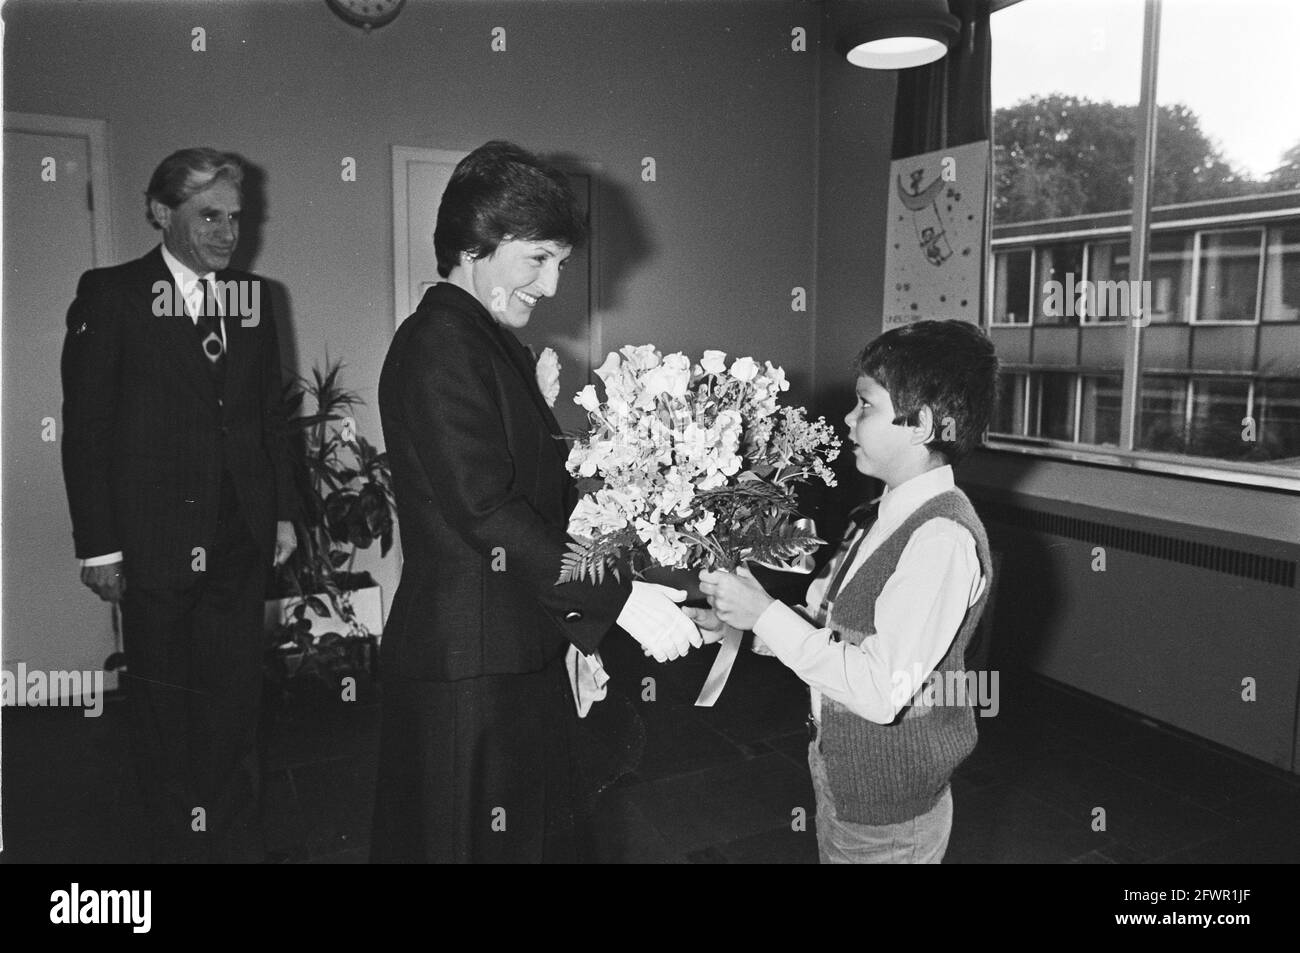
{"left": 2, "top": 111, "right": 117, "bottom": 697}
{"left": 4, "top": 112, "right": 115, "bottom": 267}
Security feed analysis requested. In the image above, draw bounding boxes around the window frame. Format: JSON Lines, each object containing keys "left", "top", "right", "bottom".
{"left": 985, "top": 2, "right": 1300, "bottom": 491}
{"left": 1188, "top": 226, "right": 1266, "bottom": 326}
{"left": 989, "top": 247, "right": 1035, "bottom": 326}
{"left": 1079, "top": 239, "right": 1133, "bottom": 326}
{"left": 1261, "top": 223, "right": 1300, "bottom": 324}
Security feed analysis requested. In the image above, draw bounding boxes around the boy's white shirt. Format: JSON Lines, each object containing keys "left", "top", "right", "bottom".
{"left": 751, "top": 465, "right": 985, "bottom": 725}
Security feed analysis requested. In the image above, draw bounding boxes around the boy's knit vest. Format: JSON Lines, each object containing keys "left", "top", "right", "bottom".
{"left": 820, "top": 487, "right": 992, "bottom": 825}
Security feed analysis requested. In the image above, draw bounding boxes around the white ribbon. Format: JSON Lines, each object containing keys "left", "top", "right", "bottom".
{"left": 694, "top": 623, "right": 743, "bottom": 707}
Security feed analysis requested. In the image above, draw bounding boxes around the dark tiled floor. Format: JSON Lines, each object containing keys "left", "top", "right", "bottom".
{"left": 3, "top": 633, "right": 1298, "bottom": 863}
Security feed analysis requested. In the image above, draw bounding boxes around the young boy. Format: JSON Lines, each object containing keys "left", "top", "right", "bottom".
{"left": 698, "top": 319, "right": 999, "bottom": 864}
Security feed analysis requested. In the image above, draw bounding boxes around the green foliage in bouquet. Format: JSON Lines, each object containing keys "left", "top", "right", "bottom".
{"left": 690, "top": 478, "right": 825, "bottom": 571}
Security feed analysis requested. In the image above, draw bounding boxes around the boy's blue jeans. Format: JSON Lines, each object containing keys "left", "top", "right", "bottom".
{"left": 808, "top": 739, "right": 952, "bottom": 864}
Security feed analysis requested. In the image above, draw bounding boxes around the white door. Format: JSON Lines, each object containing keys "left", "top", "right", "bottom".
{"left": 3, "top": 113, "right": 117, "bottom": 698}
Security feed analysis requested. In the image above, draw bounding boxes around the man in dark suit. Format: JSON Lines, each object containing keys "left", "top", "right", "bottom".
{"left": 60, "top": 147, "right": 298, "bottom": 862}
{"left": 372, "top": 141, "right": 704, "bottom": 863}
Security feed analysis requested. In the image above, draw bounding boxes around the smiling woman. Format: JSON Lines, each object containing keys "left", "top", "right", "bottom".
{"left": 372, "top": 140, "right": 699, "bottom": 864}
{"left": 451, "top": 237, "right": 572, "bottom": 330}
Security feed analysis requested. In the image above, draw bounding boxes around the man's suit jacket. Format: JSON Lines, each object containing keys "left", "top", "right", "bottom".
{"left": 60, "top": 245, "right": 296, "bottom": 586}
{"left": 378, "top": 282, "right": 630, "bottom": 681}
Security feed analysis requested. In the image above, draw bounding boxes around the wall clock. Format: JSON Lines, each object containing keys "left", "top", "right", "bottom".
{"left": 326, "top": 0, "right": 406, "bottom": 30}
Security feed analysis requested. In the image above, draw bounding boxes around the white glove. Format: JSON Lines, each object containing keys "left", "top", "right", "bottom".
{"left": 617, "top": 581, "right": 704, "bottom": 662}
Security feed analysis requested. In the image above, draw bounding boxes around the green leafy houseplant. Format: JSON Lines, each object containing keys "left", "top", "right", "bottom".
{"left": 265, "top": 358, "right": 395, "bottom": 706}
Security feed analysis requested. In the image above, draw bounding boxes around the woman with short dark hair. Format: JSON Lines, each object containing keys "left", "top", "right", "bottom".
{"left": 432, "top": 140, "right": 586, "bottom": 278}
{"left": 372, "top": 140, "right": 701, "bottom": 863}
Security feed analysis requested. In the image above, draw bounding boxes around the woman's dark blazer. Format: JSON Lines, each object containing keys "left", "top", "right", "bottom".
{"left": 377, "top": 282, "right": 629, "bottom": 681}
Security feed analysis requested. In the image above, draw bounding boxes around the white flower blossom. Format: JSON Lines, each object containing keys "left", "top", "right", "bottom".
{"left": 689, "top": 511, "right": 716, "bottom": 536}
{"left": 701, "top": 350, "right": 728, "bottom": 375}
{"left": 564, "top": 344, "right": 839, "bottom": 577}
{"left": 764, "top": 361, "right": 790, "bottom": 392}
{"left": 620, "top": 343, "right": 661, "bottom": 372}
{"left": 729, "top": 356, "right": 759, "bottom": 382}
{"left": 535, "top": 347, "right": 561, "bottom": 408}
{"left": 595, "top": 351, "right": 622, "bottom": 384}
{"left": 575, "top": 384, "right": 600, "bottom": 412}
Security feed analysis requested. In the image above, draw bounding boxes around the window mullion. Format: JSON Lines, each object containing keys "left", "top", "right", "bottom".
{"left": 1119, "top": 0, "right": 1163, "bottom": 451}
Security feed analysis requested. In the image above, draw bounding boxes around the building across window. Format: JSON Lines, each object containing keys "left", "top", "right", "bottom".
{"left": 987, "top": 192, "right": 1300, "bottom": 468}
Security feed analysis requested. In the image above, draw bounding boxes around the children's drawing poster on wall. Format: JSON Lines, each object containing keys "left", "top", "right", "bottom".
{"left": 883, "top": 140, "right": 989, "bottom": 328}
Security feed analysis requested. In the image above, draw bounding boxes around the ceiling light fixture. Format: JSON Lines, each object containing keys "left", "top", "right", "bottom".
{"left": 837, "top": 0, "right": 961, "bottom": 70}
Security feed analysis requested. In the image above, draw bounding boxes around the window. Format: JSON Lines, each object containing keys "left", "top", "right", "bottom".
{"left": 1256, "top": 380, "right": 1300, "bottom": 460}
{"left": 1035, "top": 242, "right": 1083, "bottom": 325}
{"left": 992, "top": 371, "right": 1028, "bottom": 435}
{"left": 989, "top": 0, "right": 1300, "bottom": 481}
{"left": 1080, "top": 374, "right": 1123, "bottom": 445}
{"left": 1262, "top": 225, "right": 1300, "bottom": 323}
{"left": 1029, "top": 372, "right": 1077, "bottom": 441}
{"left": 992, "top": 249, "right": 1032, "bottom": 324}
{"left": 1148, "top": 231, "right": 1193, "bottom": 324}
{"left": 1082, "top": 241, "right": 1130, "bottom": 324}
{"left": 1188, "top": 378, "right": 1252, "bottom": 458}
{"left": 1139, "top": 376, "right": 1188, "bottom": 454}
{"left": 1195, "top": 229, "right": 1262, "bottom": 323}
{"left": 991, "top": 0, "right": 1142, "bottom": 225}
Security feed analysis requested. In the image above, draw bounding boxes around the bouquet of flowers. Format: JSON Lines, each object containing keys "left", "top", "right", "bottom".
{"left": 558, "top": 345, "right": 840, "bottom": 587}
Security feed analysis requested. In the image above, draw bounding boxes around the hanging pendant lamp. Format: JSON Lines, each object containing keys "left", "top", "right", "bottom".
{"left": 837, "top": 0, "right": 962, "bottom": 69}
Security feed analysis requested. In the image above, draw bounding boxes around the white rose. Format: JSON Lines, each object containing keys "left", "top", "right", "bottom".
{"left": 575, "top": 384, "right": 601, "bottom": 412}
{"left": 701, "top": 350, "right": 728, "bottom": 375}
{"left": 640, "top": 359, "right": 691, "bottom": 401}
{"left": 729, "top": 356, "right": 759, "bottom": 382}
{"left": 619, "top": 343, "right": 661, "bottom": 372}
{"left": 660, "top": 353, "right": 692, "bottom": 398}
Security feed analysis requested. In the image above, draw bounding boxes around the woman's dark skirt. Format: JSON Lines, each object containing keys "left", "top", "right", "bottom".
{"left": 370, "top": 650, "right": 643, "bottom": 863}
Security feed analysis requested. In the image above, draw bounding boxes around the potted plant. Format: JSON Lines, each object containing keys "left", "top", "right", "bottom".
{"left": 264, "top": 358, "right": 395, "bottom": 703}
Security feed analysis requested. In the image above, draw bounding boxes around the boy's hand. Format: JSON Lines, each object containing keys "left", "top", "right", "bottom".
{"left": 681, "top": 606, "right": 729, "bottom": 644}
{"left": 699, "top": 565, "right": 774, "bottom": 632}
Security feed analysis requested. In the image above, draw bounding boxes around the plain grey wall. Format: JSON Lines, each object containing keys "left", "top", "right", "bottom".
{"left": 5, "top": 0, "right": 890, "bottom": 609}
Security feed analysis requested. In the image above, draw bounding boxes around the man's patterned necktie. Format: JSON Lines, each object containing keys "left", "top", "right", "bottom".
{"left": 192, "top": 278, "right": 226, "bottom": 390}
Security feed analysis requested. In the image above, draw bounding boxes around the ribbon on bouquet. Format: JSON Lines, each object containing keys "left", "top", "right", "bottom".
{"left": 693, "top": 623, "right": 743, "bottom": 707}
{"left": 693, "top": 518, "right": 819, "bottom": 707}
